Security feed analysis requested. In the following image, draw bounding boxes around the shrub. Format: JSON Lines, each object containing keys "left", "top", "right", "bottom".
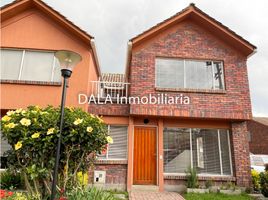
{"left": 66, "top": 187, "right": 117, "bottom": 200}
{"left": 251, "top": 169, "right": 260, "bottom": 191}
{"left": 185, "top": 167, "right": 198, "bottom": 188}
{"left": 1, "top": 106, "right": 110, "bottom": 199}
{"left": 0, "top": 170, "right": 23, "bottom": 190}
{"left": 259, "top": 170, "right": 268, "bottom": 197}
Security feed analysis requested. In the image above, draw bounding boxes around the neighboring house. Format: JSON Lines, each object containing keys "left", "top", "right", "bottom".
{"left": 248, "top": 117, "right": 268, "bottom": 154}
{"left": 0, "top": 0, "right": 100, "bottom": 165}
{"left": 88, "top": 4, "right": 256, "bottom": 192}
{"left": 0, "top": 0, "right": 257, "bottom": 193}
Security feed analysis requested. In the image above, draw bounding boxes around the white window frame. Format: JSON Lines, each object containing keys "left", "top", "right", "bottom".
{"left": 155, "top": 58, "right": 225, "bottom": 90}
{"left": 164, "top": 128, "right": 233, "bottom": 176}
{"left": 1, "top": 48, "right": 59, "bottom": 82}
{"left": 98, "top": 125, "right": 128, "bottom": 161}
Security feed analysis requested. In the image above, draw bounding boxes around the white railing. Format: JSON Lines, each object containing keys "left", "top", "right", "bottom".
{"left": 90, "top": 81, "right": 130, "bottom": 100}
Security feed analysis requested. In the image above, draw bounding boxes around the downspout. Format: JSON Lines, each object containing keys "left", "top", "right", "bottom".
{"left": 124, "top": 41, "right": 132, "bottom": 82}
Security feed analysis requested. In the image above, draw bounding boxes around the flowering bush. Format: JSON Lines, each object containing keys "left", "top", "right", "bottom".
{"left": 1, "top": 106, "right": 110, "bottom": 199}
{"left": 260, "top": 168, "right": 268, "bottom": 197}
{"left": 0, "top": 189, "right": 13, "bottom": 199}
{"left": 251, "top": 169, "right": 261, "bottom": 191}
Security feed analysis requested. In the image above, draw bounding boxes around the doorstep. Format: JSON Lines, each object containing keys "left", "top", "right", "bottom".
{"left": 131, "top": 185, "right": 159, "bottom": 192}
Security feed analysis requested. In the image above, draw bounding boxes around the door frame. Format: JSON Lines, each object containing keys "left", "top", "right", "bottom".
{"left": 133, "top": 125, "right": 158, "bottom": 185}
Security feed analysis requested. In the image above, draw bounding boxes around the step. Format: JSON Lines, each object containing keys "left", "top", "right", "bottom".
{"left": 131, "top": 185, "right": 159, "bottom": 192}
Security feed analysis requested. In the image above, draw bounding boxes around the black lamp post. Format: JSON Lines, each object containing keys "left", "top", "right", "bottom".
{"left": 50, "top": 50, "right": 82, "bottom": 200}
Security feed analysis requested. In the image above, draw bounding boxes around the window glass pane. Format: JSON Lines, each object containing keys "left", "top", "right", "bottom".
{"left": 213, "top": 62, "right": 224, "bottom": 89}
{"left": 220, "top": 130, "right": 231, "bottom": 175}
{"left": 108, "top": 126, "right": 128, "bottom": 159}
{"left": 52, "top": 59, "right": 61, "bottom": 82}
{"left": 156, "top": 58, "right": 184, "bottom": 88}
{"left": 192, "top": 129, "right": 221, "bottom": 174}
{"left": 21, "top": 51, "right": 54, "bottom": 81}
{"left": 186, "top": 60, "right": 213, "bottom": 89}
{"left": 164, "top": 128, "right": 191, "bottom": 173}
{"left": 0, "top": 49, "right": 23, "bottom": 80}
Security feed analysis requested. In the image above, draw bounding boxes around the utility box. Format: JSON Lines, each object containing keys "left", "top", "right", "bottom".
{"left": 94, "top": 170, "right": 106, "bottom": 184}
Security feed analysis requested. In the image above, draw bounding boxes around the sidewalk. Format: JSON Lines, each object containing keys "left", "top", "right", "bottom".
{"left": 129, "top": 191, "right": 185, "bottom": 200}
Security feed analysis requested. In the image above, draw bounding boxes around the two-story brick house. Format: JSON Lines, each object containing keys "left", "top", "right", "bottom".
{"left": 88, "top": 4, "right": 256, "bottom": 192}
{"left": 1, "top": 0, "right": 256, "bottom": 193}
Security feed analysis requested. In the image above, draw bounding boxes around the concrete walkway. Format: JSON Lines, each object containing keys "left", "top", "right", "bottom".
{"left": 129, "top": 191, "right": 185, "bottom": 200}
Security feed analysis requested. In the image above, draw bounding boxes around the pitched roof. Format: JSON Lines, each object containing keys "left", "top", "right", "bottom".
{"left": 1, "top": 0, "right": 93, "bottom": 44}
{"left": 101, "top": 73, "right": 125, "bottom": 83}
{"left": 253, "top": 117, "right": 268, "bottom": 126}
{"left": 130, "top": 3, "right": 256, "bottom": 56}
{"left": 1, "top": 0, "right": 102, "bottom": 76}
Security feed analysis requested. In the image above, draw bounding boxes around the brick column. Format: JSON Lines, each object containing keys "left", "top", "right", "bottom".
{"left": 231, "top": 121, "right": 251, "bottom": 188}
{"left": 127, "top": 117, "right": 134, "bottom": 191}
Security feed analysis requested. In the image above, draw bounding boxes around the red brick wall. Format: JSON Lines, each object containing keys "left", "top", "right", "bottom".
{"left": 248, "top": 121, "right": 268, "bottom": 154}
{"left": 88, "top": 163, "right": 127, "bottom": 189}
{"left": 129, "top": 20, "right": 252, "bottom": 120}
{"left": 231, "top": 122, "right": 251, "bottom": 187}
{"left": 88, "top": 104, "right": 129, "bottom": 116}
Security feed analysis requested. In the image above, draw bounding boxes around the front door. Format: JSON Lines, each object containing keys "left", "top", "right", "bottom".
{"left": 133, "top": 127, "right": 157, "bottom": 185}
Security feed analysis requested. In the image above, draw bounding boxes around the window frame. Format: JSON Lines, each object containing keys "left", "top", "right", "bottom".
{"left": 1, "top": 48, "right": 60, "bottom": 83}
{"left": 163, "top": 127, "right": 233, "bottom": 177}
{"left": 155, "top": 57, "right": 225, "bottom": 91}
{"left": 98, "top": 125, "right": 128, "bottom": 161}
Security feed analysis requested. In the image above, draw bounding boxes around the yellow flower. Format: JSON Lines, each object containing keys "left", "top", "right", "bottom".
{"left": 7, "top": 110, "right": 15, "bottom": 116}
{"left": 31, "top": 132, "right": 40, "bottom": 139}
{"left": 77, "top": 171, "right": 83, "bottom": 177}
{"left": 47, "top": 128, "right": 55, "bottom": 135}
{"left": 31, "top": 110, "right": 38, "bottom": 114}
{"left": 87, "top": 126, "right": 93, "bottom": 133}
{"left": 2, "top": 115, "right": 11, "bottom": 122}
{"left": 5, "top": 122, "right": 17, "bottom": 129}
{"left": 40, "top": 111, "right": 48, "bottom": 115}
{"left": 106, "top": 136, "right": 113, "bottom": 144}
{"left": 15, "top": 141, "right": 22, "bottom": 150}
{"left": 73, "top": 118, "right": 83, "bottom": 125}
{"left": 77, "top": 171, "right": 88, "bottom": 186}
{"left": 15, "top": 108, "right": 23, "bottom": 113}
{"left": 20, "top": 118, "right": 31, "bottom": 126}
{"left": 21, "top": 110, "right": 26, "bottom": 115}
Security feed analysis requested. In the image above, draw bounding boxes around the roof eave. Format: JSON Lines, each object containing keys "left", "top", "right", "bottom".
{"left": 130, "top": 4, "right": 256, "bottom": 56}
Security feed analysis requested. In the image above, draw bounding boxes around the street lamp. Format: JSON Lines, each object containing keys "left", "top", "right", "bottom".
{"left": 50, "top": 50, "right": 82, "bottom": 200}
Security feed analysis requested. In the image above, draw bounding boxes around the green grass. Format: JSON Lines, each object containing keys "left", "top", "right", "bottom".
{"left": 184, "top": 193, "right": 253, "bottom": 200}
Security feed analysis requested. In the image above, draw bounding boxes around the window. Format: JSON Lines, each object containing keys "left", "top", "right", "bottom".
{"left": 156, "top": 58, "right": 225, "bottom": 90}
{"left": 98, "top": 125, "right": 128, "bottom": 160}
{"left": 0, "top": 132, "right": 11, "bottom": 169}
{"left": 164, "top": 128, "right": 232, "bottom": 175}
{"left": 164, "top": 128, "right": 191, "bottom": 173}
{"left": 0, "top": 49, "right": 61, "bottom": 82}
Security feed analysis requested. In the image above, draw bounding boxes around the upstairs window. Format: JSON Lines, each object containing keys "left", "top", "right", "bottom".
{"left": 156, "top": 58, "right": 225, "bottom": 90}
{"left": 1, "top": 49, "right": 61, "bottom": 82}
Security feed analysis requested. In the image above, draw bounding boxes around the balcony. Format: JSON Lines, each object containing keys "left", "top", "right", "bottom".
{"left": 90, "top": 73, "right": 130, "bottom": 101}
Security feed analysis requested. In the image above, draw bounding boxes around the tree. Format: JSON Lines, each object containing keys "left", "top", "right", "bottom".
{"left": 1, "top": 106, "right": 110, "bottom": 199}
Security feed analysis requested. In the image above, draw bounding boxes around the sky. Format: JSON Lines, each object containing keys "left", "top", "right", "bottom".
{"left": 1, "top": 0, "right": 268, "bottom": 116}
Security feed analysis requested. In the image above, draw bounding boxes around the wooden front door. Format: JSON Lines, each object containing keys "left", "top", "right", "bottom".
{"left": 133, "top": 127, "right": 157, "bottom": 185}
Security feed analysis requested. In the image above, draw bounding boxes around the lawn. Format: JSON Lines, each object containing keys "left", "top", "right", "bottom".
{"left": 184, "top": 193, "right": 253, "bottom": 200}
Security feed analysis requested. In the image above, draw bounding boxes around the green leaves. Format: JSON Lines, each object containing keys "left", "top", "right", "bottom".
{"left": 1, "top": 105, "right": 109, "bottom": 198}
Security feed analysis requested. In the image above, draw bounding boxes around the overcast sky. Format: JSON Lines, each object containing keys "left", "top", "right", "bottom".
{"left": 1, "top": 0, "right": 268, "bottom": 116}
